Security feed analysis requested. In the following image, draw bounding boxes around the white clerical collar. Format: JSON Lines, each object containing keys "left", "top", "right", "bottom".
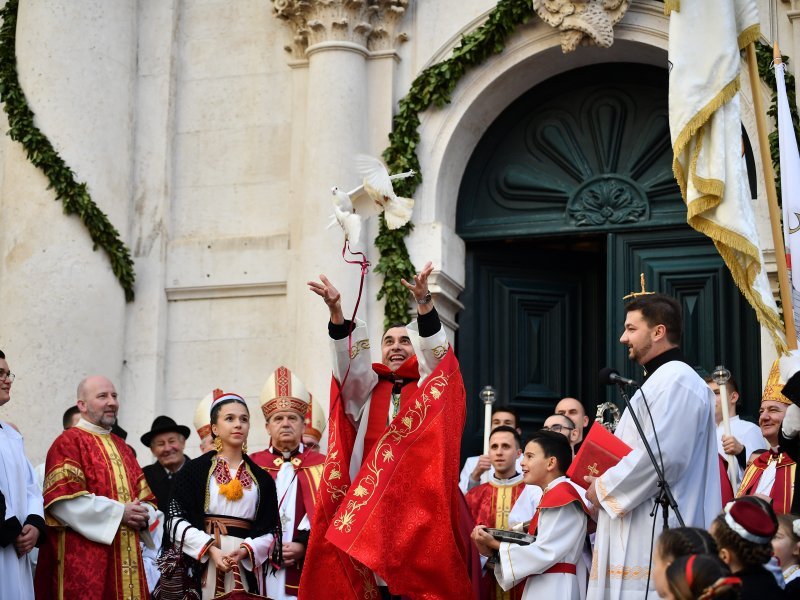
{"left": 491, "top": 472, "right": 524, "bottom": 486}
{"left": 543, "top": 475, "right": 568, "bottom": 493}
{"left": 76, "top": 417, "right": 112, "bottom": 434}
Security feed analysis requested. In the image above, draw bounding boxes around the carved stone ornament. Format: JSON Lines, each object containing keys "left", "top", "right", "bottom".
{"left": 533, "top": 0, "right": 631, "bottom": 53}
{"left": 272, "top": 0, "right": 409, "bottom": 58}
{"left": 566, "top": 175, "right": 649, "bottom": 227}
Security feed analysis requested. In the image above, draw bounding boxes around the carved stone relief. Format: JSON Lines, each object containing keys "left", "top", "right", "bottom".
{"left": 533, "top": 0, "right": 631, "bottom": 53}
{"left": 272, "top": 0, "right": 409, "bottom": 58}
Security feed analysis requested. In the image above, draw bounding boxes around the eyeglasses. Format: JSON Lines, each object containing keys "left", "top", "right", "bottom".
{"left": 542, "top": 424, "right": 573, "bottom": 433}
{"left": 0, "top": 370, "right": 15, "bottom": 382}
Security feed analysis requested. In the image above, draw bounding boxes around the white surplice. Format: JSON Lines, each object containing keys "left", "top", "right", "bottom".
{"left": 716, "top": 415, "right": 766, "bottom": 479}
{"left": 0, "top": 421, "right": 43, "bottom": 600}
{"left": 588, "top": 360, "right": 721, "bottom": 600}
{"left": 459, "top": 455, "right": 524, "bottom": 493}
{"left": 265, "top": 453, "right": 311, "bottom": 600}
{"left": 495, "top": 477, "right": 588, "bottom": 600}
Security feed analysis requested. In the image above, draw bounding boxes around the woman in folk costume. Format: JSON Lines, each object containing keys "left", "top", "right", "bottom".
{"left": 166, "top": 391, "right": 282, "bottom": 599}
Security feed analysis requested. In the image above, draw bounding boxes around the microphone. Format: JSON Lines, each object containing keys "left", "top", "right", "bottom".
{"left": 599, "top": 367, "right": 638, "bottom": 387}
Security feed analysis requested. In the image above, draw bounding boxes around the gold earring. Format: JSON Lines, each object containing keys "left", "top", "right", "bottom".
{"left": 242, "top": 441, "right": 248, "bottom": 454}
{"left": 214, "top": 437, "right": 223, "bottom": 453}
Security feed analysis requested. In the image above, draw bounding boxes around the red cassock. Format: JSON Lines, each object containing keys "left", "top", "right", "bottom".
{"left": 34, "top": 426, "right": 156, "bottom": 600}
{"left": 736, "top": 450, "right": 796, "bottom": 514}
{"left": 465, "top": 478, "right": 526, "bottom": 600}
{"left": 250, "top": 447, "right": 325, "bottom": 595}
{"left": 300, "top": 348, "right": 477, "bottom": 600}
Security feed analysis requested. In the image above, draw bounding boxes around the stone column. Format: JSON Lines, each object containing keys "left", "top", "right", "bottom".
{"left": 0, "top": 0, "right": 137, "bottom": 462}
{"left": 272, "top": 0, "right": 409, "bottom": 405}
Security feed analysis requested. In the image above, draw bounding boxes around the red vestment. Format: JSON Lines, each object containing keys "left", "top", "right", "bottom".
{"left": 465, "top": 477, "right": 526, "bottom": 600}
{"left": 250, "top": 446, "right": 325, "bottom": 595}
{"left": 736, "top": 450, "right": 796, "bottom": 514}
{"left": 34, "top": 425, "right": 156, "bottom": 600}
{"left": 301, "top": 349, "right": 476, "bottom": 599}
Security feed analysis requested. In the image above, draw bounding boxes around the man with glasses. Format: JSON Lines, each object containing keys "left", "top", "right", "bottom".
{"left": 0, "top": 350, "right": 45, "bottom": 600}
{"left": 555, "top": 397, "right": 590, "bottom": 450}
{"left": 542, "top": 414, "right": 580, "bottom": 456}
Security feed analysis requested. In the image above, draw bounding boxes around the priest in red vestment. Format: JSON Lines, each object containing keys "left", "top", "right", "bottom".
{"left": 35, "top": 376, "right": 157, "bottom": 600}
{"left": 303, "top": 262, "right": 478, "bottom": 600}
{"left": 736, "top": 360, "right": 795, "bottom": 513}
{"left": 250, "top": 365, "right": 325, "bottom": 599}
{"left": 465, "top": 426, "right": 526, "bottom": 600}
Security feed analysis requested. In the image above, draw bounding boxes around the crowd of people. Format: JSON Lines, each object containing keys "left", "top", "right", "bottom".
{"left": 2, "top": 264, "right": 800, "bottom": 600}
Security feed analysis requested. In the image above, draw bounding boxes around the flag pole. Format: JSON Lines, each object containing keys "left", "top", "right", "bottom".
{"left": 745, "top": 41, "right": 798, "bottom": 350}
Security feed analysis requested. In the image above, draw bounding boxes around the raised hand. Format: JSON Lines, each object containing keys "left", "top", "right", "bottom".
{"left": 308, "top": 274, "right": 344, "bottom": 325}
{"left": 401, "top": 261, "right": 434, "bottom": 315}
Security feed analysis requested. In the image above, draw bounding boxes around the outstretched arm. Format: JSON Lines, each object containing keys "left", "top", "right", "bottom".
{"left": 308, "top": 274, "right": 344, "bottom": 325}
{"left": 401, "top": 261, "right": 434, "bottom": 316}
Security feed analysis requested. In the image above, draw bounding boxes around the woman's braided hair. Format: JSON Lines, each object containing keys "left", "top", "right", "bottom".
{"left": 712, "top": 514, "right": 774, "bottom": 567}
{"left": 658, "top": 527, "right": 718, "bottom": 561}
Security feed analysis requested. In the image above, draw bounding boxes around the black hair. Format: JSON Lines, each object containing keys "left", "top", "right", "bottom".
{"left": 489, "top": 425, "right": 521, "bottom": 449}
{"left": 658, "top": 527, "right": 718, "bottom": 562}
{"left": 0, "top": 349, "right": 5, "bottom": 359}
{"left": 624, "top": 293, "right": 683, "bottom": 344}
{"left": 210, "top": 398, "right": 250, "bottom": 437}
{"left": 703, "top": 374, "right": 740, "bottom": 397}
{"left": 62, "top": 406, "right": 80, "bottom": 430}
{"left": 492, "top": 406, "right": 519, "bottom": 427}
{"left": 527, "top": 429, "right": 572, "bottom": 474}
{"left": 666, "top": 554, "right": 738, "bottom": 600}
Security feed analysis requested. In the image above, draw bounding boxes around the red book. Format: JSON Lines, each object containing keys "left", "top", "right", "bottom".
{"left": 566, "top": 422, "right": 633, "bottom": 489}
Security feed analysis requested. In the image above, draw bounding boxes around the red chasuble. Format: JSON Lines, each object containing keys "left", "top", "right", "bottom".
{"left": 465, "top": 478, "right": 526, "bottom": 600}
{"left": 736, "top": 450, "right": 796, "bottom": 514}
{"left": 301, "top": 349, "right": 475, "bottom": 600}
{"left": 250, "top": 447, "right": 325, "bottom": 595}
{"left": 34, "top": 426, "right": 156, "bottom": 600}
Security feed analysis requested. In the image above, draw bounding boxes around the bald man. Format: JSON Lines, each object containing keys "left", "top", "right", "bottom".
{"left": 555, "top": 397, "right": 589, "bottom": 448}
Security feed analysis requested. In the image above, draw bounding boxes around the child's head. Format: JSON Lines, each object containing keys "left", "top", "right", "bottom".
{"left": 521, "top": 430, "right": 572, "bottom": 488}
{"left": 664, "top": 554, "right": 739, "bottom": 600}
{"left": 772, "top": 513, "right": 800, "bottom": 571}
{"left": 711, "top": 497, "right": 777, "bottom": 573}
{"left": 653, "top": 528, "right": 718, "bottom": 598}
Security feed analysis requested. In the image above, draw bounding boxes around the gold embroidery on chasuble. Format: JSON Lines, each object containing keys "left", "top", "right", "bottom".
{"left": 492, "top": 484, "right": 517, "bottom": 530}
{"left": 333, "top": 372, "right": 446, "bottom": 533}
{"left": 97, "top": 434, "right": 144, "bottom": 600}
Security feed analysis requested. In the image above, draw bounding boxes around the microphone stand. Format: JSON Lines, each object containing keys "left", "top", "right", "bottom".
{"left": 614, "top": 383, "right": 685, "bottom": 529}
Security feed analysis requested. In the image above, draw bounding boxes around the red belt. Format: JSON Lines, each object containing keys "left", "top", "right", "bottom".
{"left": 542, "top": 563, "right": 576, "bottom": 575}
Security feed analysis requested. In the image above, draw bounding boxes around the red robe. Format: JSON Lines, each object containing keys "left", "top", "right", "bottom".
{"left": 736, "top": 450, "right": 797, "bottom": 514}
{"left": 250, "top": 446, "right": 325, "bottom": 595}
{"left": 301, "top": 348, "right": 476, "bottom": 600}
{"left": 35, "top": 425, "right": 156, "bottom": 600}
{"left": 465, "top": 477, "right": 526, "bottom": 600}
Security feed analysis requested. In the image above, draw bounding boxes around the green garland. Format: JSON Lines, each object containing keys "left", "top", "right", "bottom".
{"left": 0, "top": 0, "right": 135, "bottom": 301}
{"left": 753, "top": 40, "right": 800, "bottom": 204}
{"left": 376, "top": 0, "right": 531, "bottom": 328}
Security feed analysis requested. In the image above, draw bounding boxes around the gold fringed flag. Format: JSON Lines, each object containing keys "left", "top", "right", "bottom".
{"left": 668, "top": 0, "right": 787, "bottom": 354}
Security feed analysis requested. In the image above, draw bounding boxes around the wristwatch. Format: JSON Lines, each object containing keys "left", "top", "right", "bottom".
{"left": 416, "top": 291, "right": 432, "bottom": 305}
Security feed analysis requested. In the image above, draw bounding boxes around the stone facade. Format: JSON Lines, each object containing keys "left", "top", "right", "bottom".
{"left": 0, "top": 0, "right": 790, "bottom": 464}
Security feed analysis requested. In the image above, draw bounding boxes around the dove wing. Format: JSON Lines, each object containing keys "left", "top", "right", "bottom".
{"left": 355, "top": 154, "right": 394, "bottom": 198}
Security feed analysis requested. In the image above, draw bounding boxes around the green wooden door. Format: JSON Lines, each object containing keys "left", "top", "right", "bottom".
{"left": 456, "top": 62, "right": 762, "bottom": 460}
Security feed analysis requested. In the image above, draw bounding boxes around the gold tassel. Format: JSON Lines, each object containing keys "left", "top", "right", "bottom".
{"left": 218, "top": 478, "right": 244, "bottom": 501}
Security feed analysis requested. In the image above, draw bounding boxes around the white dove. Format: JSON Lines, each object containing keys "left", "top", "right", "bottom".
{"left": 328, "top": 186, "right": 362, "bottom": 244}
{"left": 354, "top": 154, "right": 416, "bottom": 230}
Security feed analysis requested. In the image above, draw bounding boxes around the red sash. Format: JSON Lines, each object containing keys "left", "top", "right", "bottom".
{"left": 528, "top": 481, "right": 592, "bottom": 536}
{"left": 365, "top": 357, "right": 420, "bottom": 456}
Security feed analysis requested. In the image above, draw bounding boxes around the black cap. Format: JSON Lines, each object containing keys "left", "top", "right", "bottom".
{"left": 140, "top": 416, "right": 191, "bottom": 447}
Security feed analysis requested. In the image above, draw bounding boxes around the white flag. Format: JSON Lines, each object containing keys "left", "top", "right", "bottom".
{"left": 668, "top": 0, "right": 787, "bottom": 354}
{"left": 776, "top": 57, "right": 800, "bottom": 341}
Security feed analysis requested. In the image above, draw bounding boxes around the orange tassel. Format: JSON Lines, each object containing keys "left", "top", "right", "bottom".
{"left": 219, "top": 477, "right": 244, "bottom": 501}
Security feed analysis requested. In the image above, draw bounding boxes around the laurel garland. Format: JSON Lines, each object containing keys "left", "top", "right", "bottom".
{"left": 376, "top": 0, "right": 531, "bottom": 328}
{"left": 0, "top": 0, "right": 135, "bottom": 301}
